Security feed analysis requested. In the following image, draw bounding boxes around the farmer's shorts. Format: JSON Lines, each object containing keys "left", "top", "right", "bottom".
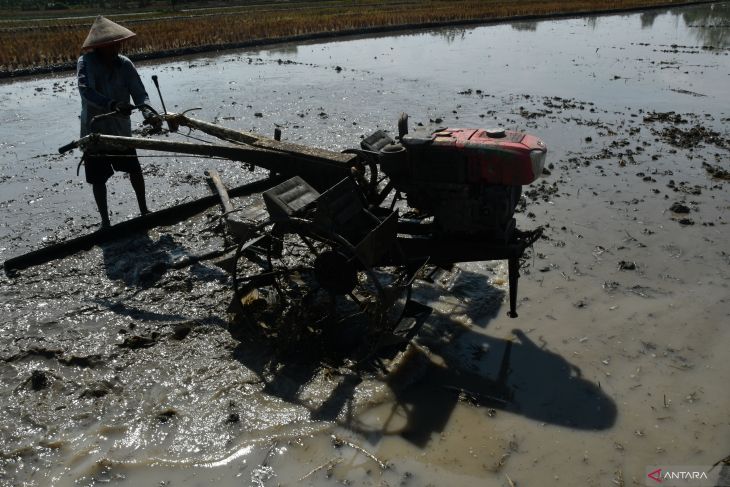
{"left": 84, "top": 149, "right": 142, "bottom": 184}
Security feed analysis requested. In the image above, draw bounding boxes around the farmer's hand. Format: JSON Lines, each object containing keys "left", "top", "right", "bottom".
{"left": 112, "top": 101, "right": 134, "bottom": 116}
{"left": 143, "top": 113, "right": 163, "bottom": 132}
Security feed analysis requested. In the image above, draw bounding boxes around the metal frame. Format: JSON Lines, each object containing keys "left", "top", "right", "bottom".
{"left": 56, "top": 111, "right": 542, "bottom": 318}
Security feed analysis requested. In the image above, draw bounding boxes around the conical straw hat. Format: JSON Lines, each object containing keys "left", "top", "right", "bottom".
{"left": 81, "top": 16, "right": 136, "bottom": 50}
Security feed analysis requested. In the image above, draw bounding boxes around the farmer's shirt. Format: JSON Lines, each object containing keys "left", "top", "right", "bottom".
{"left": 77, "top": 52, "right": 151, "bottom": 137}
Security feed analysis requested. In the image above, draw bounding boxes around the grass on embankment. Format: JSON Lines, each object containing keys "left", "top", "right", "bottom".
{"left": 0, "top": 0, "right": 705, "bottom": 74}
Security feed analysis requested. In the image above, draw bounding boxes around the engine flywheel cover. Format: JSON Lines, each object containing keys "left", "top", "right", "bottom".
{"left": 313, "top": 250, "right": 357, "bottom": 295}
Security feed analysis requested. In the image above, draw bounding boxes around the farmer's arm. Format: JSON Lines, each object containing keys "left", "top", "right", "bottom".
{"left": 124, "top": 59, "right": 152, "bottom": 112}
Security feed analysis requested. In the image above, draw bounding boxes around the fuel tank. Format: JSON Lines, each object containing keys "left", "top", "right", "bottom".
{"left": 399, "top": 127, "right": 547, "bottom": 186}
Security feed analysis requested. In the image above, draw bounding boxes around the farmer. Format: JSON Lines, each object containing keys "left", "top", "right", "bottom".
{"left": 77, "top": 16, "right": 161, "bottom": 228}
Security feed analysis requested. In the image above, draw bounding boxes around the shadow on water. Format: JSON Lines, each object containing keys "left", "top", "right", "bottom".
{"left": 99, "top": 232, "right": 227, "bottom": 287}
{"left": 100, "top": 232, "right": 180, "bottom": 288}
{"left": 94, "top": 231, "right": 229, "bottom": 322}
{"left": 94, "top": 297, "right": 189, "bottom": 322}
{"left": 227, "top": 270, "right": 617, "bottom": 448}
{"left": 372, "top": 321, "right": 616, "bottom": 448}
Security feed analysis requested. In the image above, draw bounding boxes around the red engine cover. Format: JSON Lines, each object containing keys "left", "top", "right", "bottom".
{"left": 431, "top": 128, "right": 547, "bottom": 185}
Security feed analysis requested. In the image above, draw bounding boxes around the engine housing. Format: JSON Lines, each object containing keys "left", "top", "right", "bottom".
{"left": 367, "top": 125, "right": 547, "bottom": 240}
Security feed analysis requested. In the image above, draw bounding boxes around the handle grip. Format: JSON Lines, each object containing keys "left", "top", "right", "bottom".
{"left": 59, "top": 141, "right": 78, "bottom": 154}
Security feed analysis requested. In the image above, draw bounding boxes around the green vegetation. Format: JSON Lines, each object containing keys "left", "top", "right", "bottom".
{"left": 0, "top": 0, "right": 705, "bottom": 74}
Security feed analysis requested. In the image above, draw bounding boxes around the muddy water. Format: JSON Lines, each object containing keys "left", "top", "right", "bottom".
{"left": 1, "top": 2, "right": 729, "bottom": 486}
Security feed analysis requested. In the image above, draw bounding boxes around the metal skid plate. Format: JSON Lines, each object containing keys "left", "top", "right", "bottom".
{"left": 313, "top": 177, "right": 364, "bottom": 233}
{"left": 262, "top": 176, "right": 320, "bottom": 222}
{"left": 354, "top": 211, "right": 398, "bottom": 269}
{"left": 361, "top": 130, "right": 394, "bottom": 152}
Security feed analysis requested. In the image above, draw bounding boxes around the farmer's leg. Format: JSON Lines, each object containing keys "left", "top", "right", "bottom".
{"left": 85, "top": 152, "right": 113, "bottom": 228}
{"left": 129, "top": 170, "right": 149, "bottom": 215}
{"left": 92, "top": 182, "right": 111, "bottom": 228}
{"left": 112, "top": 150, "right": 149, "bottom": 216}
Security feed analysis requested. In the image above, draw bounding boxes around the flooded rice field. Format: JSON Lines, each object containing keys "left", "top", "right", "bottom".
{"left": 1, "top": 2, "right": 729, "bottom": 486}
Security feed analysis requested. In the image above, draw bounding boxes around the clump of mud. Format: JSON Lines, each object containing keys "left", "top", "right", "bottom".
{"left": 703, "top": 161, "right": 730, "bottom": 180}
{"left": 657, "top": 124, "right": 728, "bottom": 149}
{"left": 643, "top": 110, "right": 687, "bottom": 124}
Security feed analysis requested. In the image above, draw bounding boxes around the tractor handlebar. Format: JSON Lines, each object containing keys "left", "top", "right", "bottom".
{"left": 58, "top": 141, "right": 78, "bottom": 154}
{"left": 89, "top": 103, "right": 159, "bottom": 129}
{"left": 59, "top": 103, "right": 161, "bottom": 154}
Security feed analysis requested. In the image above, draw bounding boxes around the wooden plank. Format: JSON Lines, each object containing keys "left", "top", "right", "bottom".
{"left": 253, "top": 138, "right": 357, "bottom": 165}
{"left": 82, "top": 134, "right": 278, "bottom": 167}
{"left": 176, "top": 116, "right": 260, "bottom": 144}
{"left": 80, "top": 134, "right": 352, "bottom": 192}
{"left": 176, "top": 115, "right": 357, "bottom": 165}
{"left": 205, "top": 169, "right": 235, "bottom": 214}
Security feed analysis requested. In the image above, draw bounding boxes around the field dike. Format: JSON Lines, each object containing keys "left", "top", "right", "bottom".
{"left": 0, "top": 0, "right": 716, "bottom": 79}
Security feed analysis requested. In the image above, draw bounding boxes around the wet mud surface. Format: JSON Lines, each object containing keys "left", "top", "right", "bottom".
{"left": 1, "top": 3, "right": 729, "bottom": 486}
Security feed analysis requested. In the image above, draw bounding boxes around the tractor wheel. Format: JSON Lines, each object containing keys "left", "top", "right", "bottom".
{"left": 259, "top": 225, "right": 411, "bottom": 359}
